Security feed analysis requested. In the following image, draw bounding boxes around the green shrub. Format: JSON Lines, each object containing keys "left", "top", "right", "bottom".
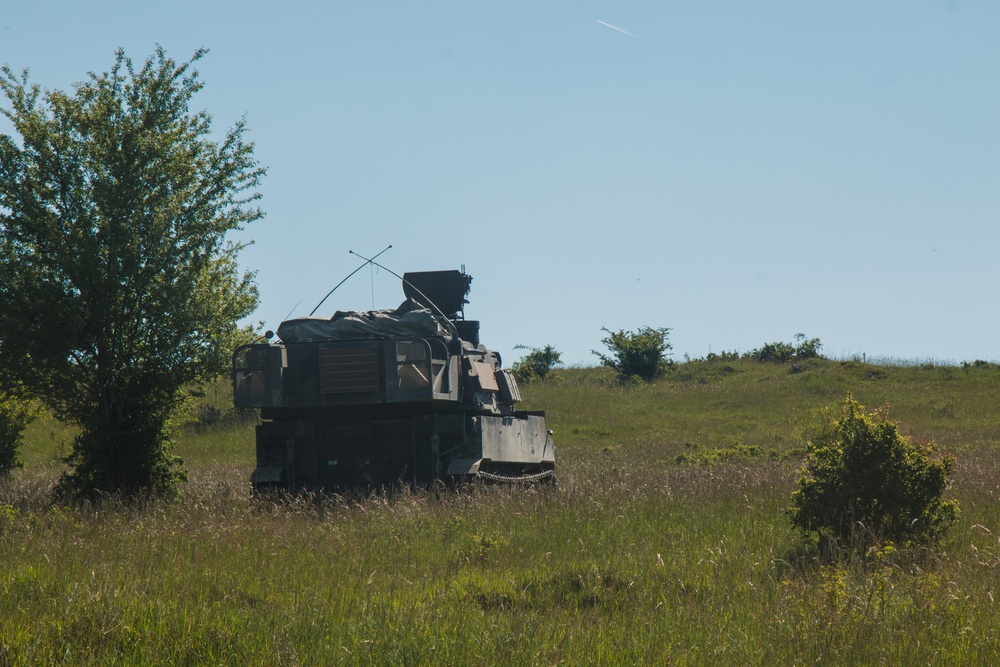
{"left": 793, "top": 333, "right": 822, "bottom": 359}
{"left": 747, "top": 341, "right": 796, "bottom": 362}
{"left": 789, "top": 394, "right": 959, "bottom": 549}
{"left": 510, "top": 345, "right": 562, "bottom": 384}
{"left": 747, "top": 333, "right": 822, "bottom": 362}
{"left": 593, "top": 326, "right": 673, "bottom": 382}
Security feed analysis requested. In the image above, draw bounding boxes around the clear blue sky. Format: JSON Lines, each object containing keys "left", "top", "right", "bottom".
{"left": 2, "top": 2, "right": 998, "bottom": 366}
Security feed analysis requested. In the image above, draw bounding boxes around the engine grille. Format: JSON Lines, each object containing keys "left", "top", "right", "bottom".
{"left": 319, "top": 346, "right": 380, "bottom": 394}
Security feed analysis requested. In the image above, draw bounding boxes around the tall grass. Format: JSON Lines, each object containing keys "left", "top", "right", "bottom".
{"left": 2, "top": 358, "right": 999, "bottom": 664}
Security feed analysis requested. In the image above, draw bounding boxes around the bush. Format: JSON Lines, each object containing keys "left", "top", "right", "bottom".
{"left": 510, "top": 345, "right": 562, "bottom": 384}
{"left": 793, "top": 333, "right": 822, "bottom": 359}
{"left": 789, "top": 394, "right": 959, "bottom": 549}
{"left": 747, "top": 333, "right": 822, "bottom": 362}
{"left": 593, "top": 326, "right": 673, "bottom": 382}
{"left": 747, "top": 341, "right": 796, "bottom": 363}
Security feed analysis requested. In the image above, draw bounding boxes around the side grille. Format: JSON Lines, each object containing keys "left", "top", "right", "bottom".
{"left": 319, "top": 346, "right": 380, "bottom": 394}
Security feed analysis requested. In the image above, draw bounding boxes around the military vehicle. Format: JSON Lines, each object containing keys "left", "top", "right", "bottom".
{"left": 232, "top": 268, "right": 555, "bottom": 492}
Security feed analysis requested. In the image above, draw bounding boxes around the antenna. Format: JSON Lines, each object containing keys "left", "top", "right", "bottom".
{"left": 308, "top": 245, "right": 392, "bottom": 317}
{"left": 348, "top": 250, "right": 459, "bottom": 337}
{"left": 282, "top": 301, "right": 302, "bottom": 322}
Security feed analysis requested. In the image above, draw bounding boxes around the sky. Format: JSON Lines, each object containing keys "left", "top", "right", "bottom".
{"left": 1, "top": 1, "right": 998, "bottom": 366}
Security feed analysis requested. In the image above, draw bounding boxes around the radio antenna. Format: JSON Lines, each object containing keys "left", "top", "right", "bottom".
{"left": 308, "top": 244, "right": 392, "bottom": 316}
{"left": 282, "top": 300, "right": 302, "bottom": 322}
{"left": 348, "top": 250, "right": 458, "bottom": 337}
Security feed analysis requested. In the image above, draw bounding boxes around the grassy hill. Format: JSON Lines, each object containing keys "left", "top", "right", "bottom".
{"left": 2, "top": 357, "right": 999, "bottom": 664}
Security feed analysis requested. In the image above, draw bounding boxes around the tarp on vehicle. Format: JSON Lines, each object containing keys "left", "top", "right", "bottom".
{"left": 276, "top": 299, "right": 453, "bottom": 343}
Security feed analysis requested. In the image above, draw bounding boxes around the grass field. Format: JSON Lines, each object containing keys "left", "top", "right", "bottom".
{"left": 2, "top": 358, "right": 999, "bottom": 664}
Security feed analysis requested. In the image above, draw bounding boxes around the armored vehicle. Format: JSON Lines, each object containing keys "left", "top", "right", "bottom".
{"left": 232, "top": 269, "right": 555, "bottom": 492}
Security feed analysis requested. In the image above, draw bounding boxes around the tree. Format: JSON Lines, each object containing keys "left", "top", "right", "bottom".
{"left": 789, "top": 394, "right": 958, "bottom": 549}
{"left": 0, "top": 47, "right": 264, "bottom": 497}
{"left": 593, "top": 326, "right": 673, "bottom": 382}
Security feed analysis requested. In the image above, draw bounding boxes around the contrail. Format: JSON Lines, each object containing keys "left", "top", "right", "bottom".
{"left": 596, "top": 19, "right": 644, "bottom": 40}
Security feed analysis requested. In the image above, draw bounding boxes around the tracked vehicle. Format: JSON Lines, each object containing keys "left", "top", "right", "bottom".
{"left": 232, "top": 269, "right": 555, "bottom": 492}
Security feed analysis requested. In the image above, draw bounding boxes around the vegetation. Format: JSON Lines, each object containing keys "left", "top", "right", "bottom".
{"left": 789, "top": 394, "right": 959, "bottom": 549}
{"left": 0, "top": 48, "right": 264, "bottom": 497}
{"left": 3, "top": 356, "right": 1000, "bottom": 663}
{"left": 0, "top": 386, "right": 38, "bottom": 476}
{"left": 510, "top": 344, "right": 562, "bottom": 384}
{"left": 746, "top": 333, "right": 823, "bottom": 362}
{"left": 593, "top": 326, "right": 674, "bottom": 382}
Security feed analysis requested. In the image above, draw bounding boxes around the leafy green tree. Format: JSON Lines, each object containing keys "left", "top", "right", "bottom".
{"left": 511, "top": 345, "right": 562, "bottom": 384}
{"left": 789, "top": 394, "right": 959, "bottom": 549}
{"left": 593, "top": 326, "right": 673, "bottom": 382}
{"left": 0, "top": 48, "right": 264, "bottom": 497}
